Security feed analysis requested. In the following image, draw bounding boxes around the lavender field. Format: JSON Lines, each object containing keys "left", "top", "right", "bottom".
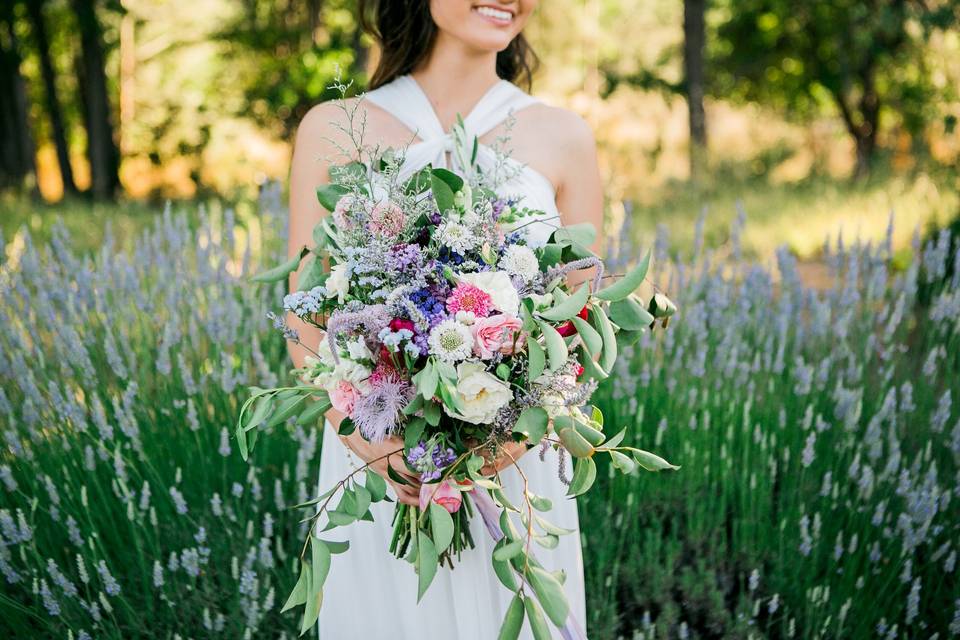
{"left": 0, "top": 188, "right": 957, "bottom": 638}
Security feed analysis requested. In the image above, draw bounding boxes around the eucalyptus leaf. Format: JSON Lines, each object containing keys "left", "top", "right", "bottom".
{"left": 552, "top": 223, "right": 597, "bottom": 248}
{"left": 416, "top": 530, "right": 439, "bottom": 601}
{"left": 493, "top": 539, "right": 524, "bottom": 562}
{"left": 316, "top": 184, "right": 350, "bottom": 212}
{"left": 610, "top": 450, "right": 637, "bottom": 474}
{"left": 523, "top": 596, "right": 552, "bottom": 640}
{"left": 526, "top": 336, "right": 545, "bottom": 382}
{"left": 513, "top": 407, "right": 549, "bottom": 443}
{"left": 429, "top": 502, "right": 455, "bottom": 552}
{"left": 567, "top": 457, "right": 597, "bottom": 497}
{"left": 431, "top": 174, "right": 456, "bottom": 213}
{"left": 497, "top": 594, "right": 525, "bottom": 640}
{"left": 281, "top": 562, "right": 309, "bottom": 613}
{"left": 528, "top": 566, "right": 569, "bottom": 628}
{"left": 365, "top": 470, "right": 388, "bottom": 502}
{"left": 537, "top": 282, "right": 590, "bottom": 322}
{"left": 595, "top": 250, "right": 651, "bottom": 301}
{"left": 253, "top": 247, "right": 309, "bottom": 283}
{"left": 570, "top": 316, "right": 602, "bottom": 355}
{"left": 558, "top": 427, "right": 595, "bottom": 458}
{"left": 591, "top": 305, "right": 618, "bottom": 372}
{"left": 296, "top": 396, "right": 332, "bottom": 426}
{"left": 492, "top": 540, "right": 519, "bottom": 590}
{"left": 630, "top": 448, "right": 681, "bottom": 471}
{"left": 608, "top": 296, "right": 655, "bottom": 330}
{"left": 536, "top": 319, "right": 568, "bottom": 372}
{"left": 266, "top": 395, "right": 307, "bottom": 428}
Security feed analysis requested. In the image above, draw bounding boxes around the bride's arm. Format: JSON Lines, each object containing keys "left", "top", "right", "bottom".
{"left": 553, "top": 112, "right": 604, "bottom": 286}
{"left": 287, "top": 102, "right": 422, "bottom": 505}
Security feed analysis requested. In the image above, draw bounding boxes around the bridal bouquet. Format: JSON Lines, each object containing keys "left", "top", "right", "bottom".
{"left": 235, "top": 101, "right": 678, "bottom": 637}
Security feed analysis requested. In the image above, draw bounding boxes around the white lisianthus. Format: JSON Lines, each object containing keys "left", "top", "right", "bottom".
{"left": 427, "top": 319, "right": 474, "bottom": 362}
{"left": 458, "top": 270, "right": 520, "bottom": 316}
{"left": 499, "top": 244, "right": 540, "bottom": 282}
{"left": 527, "top": 292, "right": 554, "bottom": 309}
{"left": 326, "top": 263, "right": 350, "bottom": 303}
{"left": 438, "top": 221, "right": 476, "bottom": 254}
{"left": 316, "top": 335, "right": 338, "bottom": 367}
{"left": 455, "top": 310, "right": 477, "bottom": 325}
{"left": 346, "top": 336, "right": 373, "bottom": 362}
{"left": 444, "top": 361, "right": 513, "bottom": 425}
{"left": 326, "top": 359, "right": 372, "bottom": 395}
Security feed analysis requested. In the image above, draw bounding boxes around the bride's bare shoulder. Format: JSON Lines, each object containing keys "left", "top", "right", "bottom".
{"left": 295, "top": 96, "right": 415, "bottom": 159}
{"left": 517, "top": 102, "right": 596, "bottom": 153}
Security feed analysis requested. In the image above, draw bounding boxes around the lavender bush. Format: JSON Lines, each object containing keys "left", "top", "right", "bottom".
{"left": 1, "top": 186, "right": 957, "bottom": 638}
{"left": 0, "top": 184, "right": 320, "bottom": 638}
{"left": 588, "top": 214, "right": 960, "bottom": 638}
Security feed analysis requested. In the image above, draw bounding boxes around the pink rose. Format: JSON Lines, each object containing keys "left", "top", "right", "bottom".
{"left": 328, "top": 380, "right": 362, "bottom": 415}
{"left": 367, "top": 200, "right": 406, "bottom": 237}
{"left": 471, "top": 313, "right": 525, "bottom": 359}
{"left": 419, "top": 479, "right": 463, "bottom": 514}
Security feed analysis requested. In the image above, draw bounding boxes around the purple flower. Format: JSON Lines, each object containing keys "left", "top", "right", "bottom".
{"left": 407, "top": 438, "right": 457, "bottom": 481}
{"left": 385, "top": 244, "right": 423, "bottom": 274}
{"left": 352, "top": 379, "right": 412, "bottom": 443}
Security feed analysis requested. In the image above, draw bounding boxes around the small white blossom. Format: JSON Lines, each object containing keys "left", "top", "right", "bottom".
{"left": 499, "top": 244, "right": 540, "bottom": 281}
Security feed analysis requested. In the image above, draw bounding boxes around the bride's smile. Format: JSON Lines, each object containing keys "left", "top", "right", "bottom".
{"left": 471, "top": 4, "right": 516, "bottom": 27}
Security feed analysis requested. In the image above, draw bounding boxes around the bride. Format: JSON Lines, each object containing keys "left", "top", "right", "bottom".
{"left": 287, "top": 1, "right": 603, "bottom": 638}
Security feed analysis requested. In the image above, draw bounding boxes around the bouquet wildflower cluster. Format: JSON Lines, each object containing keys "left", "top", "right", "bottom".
{"left": 236, "top": 96, "right": 678, "bottom": 637}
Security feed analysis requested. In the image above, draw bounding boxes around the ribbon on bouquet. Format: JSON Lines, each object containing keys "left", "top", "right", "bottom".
{"left": 471, "top": 489, "right": 588, "bottom": 640}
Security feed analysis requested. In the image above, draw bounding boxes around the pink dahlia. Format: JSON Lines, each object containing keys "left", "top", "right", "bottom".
{"left": 445, "top": 283, "right": 493, "bottom": 317}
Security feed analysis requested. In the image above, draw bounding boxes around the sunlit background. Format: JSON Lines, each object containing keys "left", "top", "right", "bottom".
{"left": 3, "top": 0, "right": 958, "bottom": 260}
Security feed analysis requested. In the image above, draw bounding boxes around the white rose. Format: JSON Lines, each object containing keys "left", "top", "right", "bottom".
{"left": 325, "top": 359, "right": 371, "bottom": 396}
{"left": 326, "top": 263, "right": 350, "bottom": 303}
{"left": 346, "top": 336, "right": 373, "bottom": 361}
{"left": 444, "top": 361, "right": 513, "bottom": 425}
{"left": 458, "top": 270, "right": 520, "bottom": 316}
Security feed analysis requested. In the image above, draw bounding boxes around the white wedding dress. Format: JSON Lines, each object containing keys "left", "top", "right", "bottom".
{"left": 316, "top": 74, "right": 586, "bottom": 640}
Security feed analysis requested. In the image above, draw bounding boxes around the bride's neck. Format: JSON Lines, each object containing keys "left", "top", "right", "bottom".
{"left": 411, "top": 34, "right": 501, "bottom": 106}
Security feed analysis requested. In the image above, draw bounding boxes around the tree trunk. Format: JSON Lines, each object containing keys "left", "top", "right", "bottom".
{"left": 26, "top": 0, "right": 78, "bottom": 196}
{"left": 683, "top": 0, "right": 708, "bottom": 183}
{"left": 833, "top": 67, "right": 880, "bottom": 181}
{"left": 71, "top": 0, "right": 120, "bottom": 200}
{"left": 0, "top": 2, "right": 37, "bottom": 192}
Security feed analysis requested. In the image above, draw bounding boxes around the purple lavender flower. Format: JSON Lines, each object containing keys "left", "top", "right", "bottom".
{"left": 385, "top": 244, "right": 423, "bottom": 274}
{"left": 407, "top": 436, "right": 457, "bottom": 482}
{"left": 407, "top": 438, "right": 457, "bottom": 481}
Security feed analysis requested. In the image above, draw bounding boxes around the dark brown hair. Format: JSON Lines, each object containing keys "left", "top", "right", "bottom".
{"left": 358, "top": 0, "right": 539, "bottom": 91}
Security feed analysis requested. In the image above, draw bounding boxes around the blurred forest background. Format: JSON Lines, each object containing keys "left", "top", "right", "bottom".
{"left": 2, "top": 0, "right": 959, "bottom": 260}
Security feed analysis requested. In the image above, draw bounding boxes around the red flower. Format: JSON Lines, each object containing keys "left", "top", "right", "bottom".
{"left": 389, "top": 318, "right": 415, "bottom": 333}
{"left": 575, "top": 364, "right": 585, "bottom": 377}
{"left": 555, "top": 305, "right": 589, "bottom": 337}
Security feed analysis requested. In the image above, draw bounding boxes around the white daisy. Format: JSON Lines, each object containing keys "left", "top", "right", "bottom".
{"left": 499, "top": 244, "right": 540, "bottom": 282}
{"left": 438, "top": 221, "right": 477, "bottom": 254}
{"left": 427, "top": 319, "right": 474, "bottom": 362}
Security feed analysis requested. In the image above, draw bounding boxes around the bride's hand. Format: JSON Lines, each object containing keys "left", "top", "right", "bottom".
{"left": 474, "top": 440, "right": 531, "bottom": 476}
{"left": 346, "top": 433, "right": 422, "bottom": 507}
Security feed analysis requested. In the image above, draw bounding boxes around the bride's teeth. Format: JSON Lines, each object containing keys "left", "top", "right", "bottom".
{"left": 474, "top": 6, "right": 512, "bottom": 21}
